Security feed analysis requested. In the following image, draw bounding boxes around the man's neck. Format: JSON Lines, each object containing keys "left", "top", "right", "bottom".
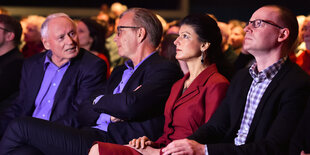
{"left": 51, "top": 55, "right": 70, "bottom": 67}
{"left": 130, "top": 45, "right": 155, "bottom": 67}
{"left": 0, "top": 43, "right": 16, "bottom": 56}
{"left": 254, "top": 49, "right": 286, "bottom": 72}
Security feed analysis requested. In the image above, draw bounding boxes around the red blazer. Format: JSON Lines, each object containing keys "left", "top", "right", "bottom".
{"left": 94, "top": 64, "right": 229, "bottom": 155}
{"left": 154, "top": 64, "right": 229, "bottom": 146}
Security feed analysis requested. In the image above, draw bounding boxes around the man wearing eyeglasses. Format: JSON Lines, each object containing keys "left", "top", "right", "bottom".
{"left": 0, "top": 15, "right": 23, "bottom": 110}
{"left": 162, "top": 5, "right": 310, "bottom": 155}
{"left": 0, "top": 8, "right": 182, "bottom": 154}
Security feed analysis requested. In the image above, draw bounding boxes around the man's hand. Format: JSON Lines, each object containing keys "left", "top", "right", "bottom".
{"left": 110, "top": 116, "right": 123, "bottom": 122}
{"left": 128, "top": 136, "right": 154, "bottom": 149}
{"left": 162, "top": 139, "right": 205, "bottom": 155}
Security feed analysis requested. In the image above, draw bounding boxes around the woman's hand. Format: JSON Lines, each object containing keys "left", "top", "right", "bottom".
{"left": 128, "top": 136, "right": 154, "bottom": 149}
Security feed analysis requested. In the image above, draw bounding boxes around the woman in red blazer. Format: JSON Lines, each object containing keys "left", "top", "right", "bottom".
{"left": 89, "top": 14, "right": 229, "bottom": 155}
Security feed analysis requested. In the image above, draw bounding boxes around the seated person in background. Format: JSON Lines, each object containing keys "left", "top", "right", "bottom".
{"left": 161, "top": 5, "right": 310, "bottom": 155}
{"left": 295, "top": 16, "right": 310, "bottom": 75}
{"left": 97, "top": 5, "right": 127, "bottom": 69}
{"left": 0, "top": 8, "right": 182, "bottom": 155}
{"left": 88, "top": 13, "right": 230, "bottom": 155}
{"left": 159, "top": 33, "right": 189, "bottom": 75}
{"left": 21, "top": 15, "right": 46, "bottom": 58}
{"left": 0, "top": 13, "right": 107, "bottom": 136}
{"left": 0, "top": 14, "right": 23, "bottom": 110}
{"left": 77, "top": 18, "right": 111, "bottom": 77}
{"left": 217, "top": 21, "right": 238, "bottom": 66}
{"left": 228, "top": 21, "right": 246, "bottom": 56}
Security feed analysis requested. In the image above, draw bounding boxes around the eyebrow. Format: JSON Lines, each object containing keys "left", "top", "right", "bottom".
{"left": 180, "top": 31, "right": 191, "bottom": 35}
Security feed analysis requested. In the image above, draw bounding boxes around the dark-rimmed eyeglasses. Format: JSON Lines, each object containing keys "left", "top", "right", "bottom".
{"left": 0, "top": 27, "right": 10, "bottom": 32}
{"left": 117, "top": 26, "right": 140, "bottom": 36}
{"left": 247, "top": 19, "right": 284, "bottom": 29}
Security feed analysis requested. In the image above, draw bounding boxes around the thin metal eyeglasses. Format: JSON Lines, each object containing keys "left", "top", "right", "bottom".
{"left": 247, "top": 19, "right": 284, "bottom": 29}
{"left": 117, "top": 26, "right": 140, "bottom": 36}
{"left": 0, "top": 27, "right": 10, "bottom": 32}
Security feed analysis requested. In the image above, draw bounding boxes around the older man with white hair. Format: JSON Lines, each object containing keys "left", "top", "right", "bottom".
{"left": 0, "top": 13, "right": 107, "bottom": 137}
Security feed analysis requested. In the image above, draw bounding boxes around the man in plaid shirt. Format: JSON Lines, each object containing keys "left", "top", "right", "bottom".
{"left": 162, "top": 5, "right": 310, "bottom": 155}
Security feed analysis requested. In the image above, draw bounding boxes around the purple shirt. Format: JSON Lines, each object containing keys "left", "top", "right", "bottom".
{"left": 93, "top": 52, "right": 156, "bottom": 131}
{"left": 32, "top": 51, "right": 70, "bottom": 120}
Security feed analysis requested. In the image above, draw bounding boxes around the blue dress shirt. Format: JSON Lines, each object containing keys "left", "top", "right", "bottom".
{"left": 32, "top": 51, "right": 70, "bottom": 120}
{"left": 93, "top": 52, "right": 156, "bottom": 131}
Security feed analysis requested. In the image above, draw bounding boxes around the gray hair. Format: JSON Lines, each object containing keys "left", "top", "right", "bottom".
{"left": 41, "top": 13, "right": 74, "bottom": 39}
{"left": 120, "top": 8, "right": 163, "bottom": 48}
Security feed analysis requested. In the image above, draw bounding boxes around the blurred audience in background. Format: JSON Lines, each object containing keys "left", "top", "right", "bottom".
{"left": 21, "top": 15, "right": 45, "bottom": 58}
{"left": 77, "top": 18, "right": 111, "bottom": 77}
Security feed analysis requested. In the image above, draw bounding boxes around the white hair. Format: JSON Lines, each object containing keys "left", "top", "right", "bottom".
{"left": 41, "top": 13, "right": 74, "bottom": 39}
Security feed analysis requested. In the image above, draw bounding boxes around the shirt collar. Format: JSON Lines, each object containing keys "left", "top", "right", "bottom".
{"left": 44, "top": 50, "right": 71, "bottom": 70}
{"left": 124, "top": 51, "right": 156, "bottom": 71}
{"left": 249, "top": 57, "right": 286, "bottom": 82}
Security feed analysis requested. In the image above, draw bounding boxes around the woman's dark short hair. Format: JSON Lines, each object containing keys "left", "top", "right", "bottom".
{"left": 80, "top": 18, "right": 110, "bottom": 62}
{"left": 180, "top": 14, "right": 223, "bottom": 65}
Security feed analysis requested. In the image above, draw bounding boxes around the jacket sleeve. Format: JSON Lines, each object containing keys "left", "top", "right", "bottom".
{"left": 54, "top": 56, "right": 107, "bottom": 127}
{"left": 93, "top": 61, "right": 182, "bottom": 121}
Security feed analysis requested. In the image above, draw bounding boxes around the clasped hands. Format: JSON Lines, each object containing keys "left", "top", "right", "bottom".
{"left": 127, "top": 137, "right": 205, "bottom": 155}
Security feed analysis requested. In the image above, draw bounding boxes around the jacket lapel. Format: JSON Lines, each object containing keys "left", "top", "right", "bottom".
{"left": 172, "top": 64, "right": 217, "bottom": 110}
{"left": 230, "top": 72, "right": 253, "bottom": 130}
{"left": 29, "top": 53, "right": 46, "bottom": 102}
{"left": 51, "top": 51, "right": 83, "bottom": 114}
{"left": 122, "top": 52, "right": 158, "bottom": 92}
{"left": 246, "top": 60, "right": 291, "bottom": 139}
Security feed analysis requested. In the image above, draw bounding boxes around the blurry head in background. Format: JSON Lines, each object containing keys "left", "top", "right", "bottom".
{"left": 0, "top": 7, "right": 9, "bottom": 15}
{"left": 300, "top": 16, "right": 310, "bottom": 49}
{"left": 296, "top": 15, "right": 306, "bottom": 45}
{"left": 23, "top": 15, "right": 45, "bottom": 44}
{"left": 160, "top": 33, "right": 178, "bottom": 64}
{"left": 77, "top": 18, "right": 109, "bottom": 59}
{"left": 0, "top": 14, "right": 22, "bottom": 49}
{"left": 228, "top": 24, "right": 245, "bottom": 51}
{"left": 217, "top": 21, "right": 230, "bottom": 51}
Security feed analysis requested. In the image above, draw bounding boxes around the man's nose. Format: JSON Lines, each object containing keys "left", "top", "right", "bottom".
{"left": 65, "top": 35, "right": 75, "bottom": 44}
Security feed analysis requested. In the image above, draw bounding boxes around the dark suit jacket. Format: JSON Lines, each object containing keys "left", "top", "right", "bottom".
{"left": 290, "top": 99, "right": 310, "bottom": 155}
{"left": 188, "top": 60, "right": 310, "bottom": 155}
{"left": 78, "top": 52, "right": 183, "bottom": 144}
{"left": 154, "top": 64, "right": 229, "bottom": 146}
{"left": 0, "top": 48, "right": 23, "bottom": 105}
{"left": 0, "top": 48, "right": 107, "bottom": 135}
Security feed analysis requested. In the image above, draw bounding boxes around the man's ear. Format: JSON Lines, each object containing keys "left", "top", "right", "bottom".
{"left": 5, "top": 32, "right": 15, "bottom": 42}
{"left": 137, "top": 27, "right": 146, "bottom": 43}
{"left": 278, "top": 28, "right": 289, "bottom": 43}
{"left": 42, "top": 38, "right": 50, "bottom": 50}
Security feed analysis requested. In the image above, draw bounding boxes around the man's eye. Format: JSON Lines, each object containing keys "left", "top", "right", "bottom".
{"left": 69, "top": 32, "right": 76, "bottom": 37}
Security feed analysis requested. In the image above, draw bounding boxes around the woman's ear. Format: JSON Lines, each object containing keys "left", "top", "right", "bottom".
{"left": 200, "top": 42, "right": 210, "bottom": 52}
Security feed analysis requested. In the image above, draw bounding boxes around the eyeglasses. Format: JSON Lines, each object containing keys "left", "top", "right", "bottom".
{"left": 117, "top": 26, "right": 140, "bottom": 36}
{"left": 247, "top": 19, "right": 284, "bottom": 29}
{"left": 0, "top": 27, "right": 10, "bottom": 32}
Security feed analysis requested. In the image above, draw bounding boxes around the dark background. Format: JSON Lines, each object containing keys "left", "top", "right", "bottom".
{"left": 1, "top": 0, "right": 310, "bottom": 22}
